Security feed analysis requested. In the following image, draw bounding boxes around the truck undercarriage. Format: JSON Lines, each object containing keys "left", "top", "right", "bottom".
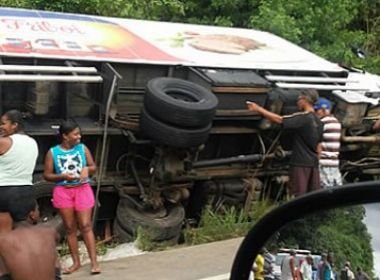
{"left": 1, "top": 54, "right": 379, "bottom": 243}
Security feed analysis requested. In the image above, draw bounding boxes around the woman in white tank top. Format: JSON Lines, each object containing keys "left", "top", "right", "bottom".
{"left": 0, "top": 110, "right": 38, "bottom": 232}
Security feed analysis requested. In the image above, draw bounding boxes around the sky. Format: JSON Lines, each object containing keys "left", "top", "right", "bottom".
{"left": 364, "top": 204, "right": 380, "bottom": 277}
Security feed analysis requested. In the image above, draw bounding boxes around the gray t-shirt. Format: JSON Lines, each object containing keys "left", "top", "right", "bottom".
{"left": 282, "top": 112, "right": 323, "bottom": 168}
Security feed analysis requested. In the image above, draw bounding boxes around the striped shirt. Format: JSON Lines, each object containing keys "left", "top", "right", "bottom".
{"left": 320, "top": 115, "right": 341, "bottom": 167}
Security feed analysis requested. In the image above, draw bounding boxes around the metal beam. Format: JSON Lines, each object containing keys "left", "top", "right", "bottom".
{"left": 0, "top": 65, "right": 98, "bottom": 73}
{"left": 266, "top": 75, "right": 358, "bottom": 83}
{"left": 276, "top": 82, "right": 369, "bottom": 91}
{"left": 0, "top": 75, "right": 103, "bottom": 82}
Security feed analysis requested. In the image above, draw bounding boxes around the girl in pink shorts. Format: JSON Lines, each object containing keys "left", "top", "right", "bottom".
{"left": 44, "top": 120, "right": 100, "bottom": 275}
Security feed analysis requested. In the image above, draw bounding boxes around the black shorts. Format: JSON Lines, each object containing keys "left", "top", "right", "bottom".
{"left": 0, "top": 185, "right": 36, "bottom": 222}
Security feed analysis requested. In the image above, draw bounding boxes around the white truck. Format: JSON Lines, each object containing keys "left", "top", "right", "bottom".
{"left": 0, "top": 7, "right": 379, "bottom": 243}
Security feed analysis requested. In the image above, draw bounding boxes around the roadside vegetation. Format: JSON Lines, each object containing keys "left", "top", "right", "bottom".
{"left": 182, "top": 203, "right": 373, "bottom": 276}
{"left": 183, "top": 200, "right": 274, "bottom": 245}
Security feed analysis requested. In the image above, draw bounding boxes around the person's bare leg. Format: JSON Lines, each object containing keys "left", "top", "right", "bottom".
{"left": 0, "top": 213, "right": 12, "bottom": 233}
{"left": 59, "top": 208, "right": 81, "bottom": 274}
{"left": 77, "top": 209, "right": 100, "bottom": 274}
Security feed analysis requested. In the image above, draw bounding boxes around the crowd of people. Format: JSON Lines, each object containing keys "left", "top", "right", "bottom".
{"left": 248, "top": 90, "right": 373, "bottom": 280}
{"left": 253, "top": 249, "right": 371, "bottom": 280}
{"left": 0, "top": 110, "right": 100, "bottom": 279}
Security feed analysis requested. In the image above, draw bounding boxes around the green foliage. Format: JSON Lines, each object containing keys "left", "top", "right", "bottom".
{"left": 249, "top": 0, "right": 366, "bottom": 64}
{"left": 277, "top": 206, "right": 373, "bottom": 276}
{"left": 135, "top": 226, "right": 155, "bottom": 251}
{"left": 95, "top": 239, "right": 119, "bottom": 256}
{"left": 184, "top": 200, "right": 274, "bottom": 245}
{"left": 57, "top": 238, "right": 119, "bottom": 257}
{"left": 135, "top": 226, "right": 179, "bottom": 252}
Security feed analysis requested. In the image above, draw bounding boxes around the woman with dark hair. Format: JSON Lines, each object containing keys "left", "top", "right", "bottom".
{"left": 0, "top": 109, "right": 38, "bottom": 233}
{"left": 43, "top": 120, "right": 100, "bottom": 275}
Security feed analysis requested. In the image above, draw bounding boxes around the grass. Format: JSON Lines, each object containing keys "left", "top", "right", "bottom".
{"left": 57, "top": 237, "right": 120, "bottom": 257}
{"left": 57, "top": 199, "right": 276, "bottom": 254}
{"left": 183, "top": 200, "right": 275, "bottom": 246}
{"left": 135, "top": 226, "right": 180, "bottom": 251}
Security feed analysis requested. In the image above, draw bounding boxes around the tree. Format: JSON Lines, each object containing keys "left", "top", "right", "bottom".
{"left": 278, "top": 206, "right": 373, "bottom": 275}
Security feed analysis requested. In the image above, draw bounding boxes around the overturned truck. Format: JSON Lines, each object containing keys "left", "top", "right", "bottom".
{"left": 1, "top": 8, "right": 380, "bottom": 243}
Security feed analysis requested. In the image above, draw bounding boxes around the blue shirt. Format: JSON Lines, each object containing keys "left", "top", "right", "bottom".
{"left": 323, "top": 263, "right": 332, "bottom": 280}
{"left": 51, "top": 143, "right": 87, "bottom": 186}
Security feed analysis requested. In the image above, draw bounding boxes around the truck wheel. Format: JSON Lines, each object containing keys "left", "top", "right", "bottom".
{"left": 34, "top": 182, "right": 57, "bottom": 219}
{"left": 144, "top": 77, "right": 218, "bottom": 128}
{"left": 34, "top": 182, "right": 65, "bottom": 239}
{"left": 116, "top": 198, "right": 184, "bottom": 242}
{"left": 113, "top": 219, "right": 134, "bottom": 243}
{"left": 140, "top": 107, "right": 211, "bottom": 148}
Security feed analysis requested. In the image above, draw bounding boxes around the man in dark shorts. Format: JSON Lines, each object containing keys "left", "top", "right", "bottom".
{"left": 0, "top": 198, "right": 60, "bottom": 280}
{"left": 247, "top": 89, "right": 323, "bottom": 197}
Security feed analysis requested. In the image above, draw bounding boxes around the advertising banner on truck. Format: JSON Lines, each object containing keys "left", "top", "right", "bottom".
{"left": 0, "top": 7, "right": 344, "bottom": 72}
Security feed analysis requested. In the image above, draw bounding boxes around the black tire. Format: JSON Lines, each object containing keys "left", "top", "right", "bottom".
{"left": 34, "top": 182, "right": 57, "bottom": 219}
{"left": 113, "top": 219, "right": 134, "bottom": 243}
{"left": 221, "top": 196, "right": 243, "bottom": 206}
{"left": 220, "top": 180, "right": 246, "bottom": 195}
{"left": 140, "top": 107, "right": 211, "bottom": 148}
{"left": 116, "top": 198, "right": 184, "bottom": 242}
{"left": 144, "top": 77, "right": 218, "bottom": 127}
{"left": 34, "top": 182, "right": 65, "bottom": 239}
{"left": 223, "top": 192, "right": 247, "bottom": 201}
{"left": 34, "top": 182, "right": 55, "bottom": 198}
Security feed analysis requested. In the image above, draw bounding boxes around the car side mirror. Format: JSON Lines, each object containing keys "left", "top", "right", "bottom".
{"left": 230, "top": 181, "right": 380, "bottom": 280}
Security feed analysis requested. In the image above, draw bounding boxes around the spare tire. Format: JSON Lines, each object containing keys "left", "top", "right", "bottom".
{"left": 116, "top": 198, "right": 184, "bottom": 242}
{"left": 113, "top": 219, "right": 134, "bottom": 243}
{"left": 34, "top": 182, "right": 65, "bottom": 239}
{"left": 34, "top": 182, "right": 57, "bottom": 219}
{"left": 144, "top": 77, "right": 218, "bottom": 128}
{"left": 140, "top": 107, "right": 211, "bottom": 148}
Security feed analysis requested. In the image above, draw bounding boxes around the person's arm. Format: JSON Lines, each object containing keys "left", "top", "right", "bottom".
{"left": 317, "top": 143, "right": 322, "bottom": 159}
{"left": 43, "top": 150, "right": 78, "bottom": 182}
{"left": 0, "top": 137, "right": 11, "bottom": 155}
{"left": 79, "top": 145, "right": 96, "bottom": 181}
{"left": 247, "top": 102, "right": 283, "bottom": 124}
{"left": 290, "top": 257, "right": 296, "bottom": 280}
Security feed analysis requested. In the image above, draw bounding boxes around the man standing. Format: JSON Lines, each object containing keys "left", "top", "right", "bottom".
{"left": 281, "top": 250, "right": 296, "bottom": 280}
{"left": 319, "top": 253, "right": 332, "bottom": 280}
{"left": 355, "top": 267, "right": 370, "bottom": 280}
{"left": 314, "top": 98, "right": 342, "bottom": 188}
{"left": 341, "top": 261, "right": 355, "bottom": 280}
{"left": 254, "top": 250, "right": 265, "bottom": 280}
{"left": 247, "top": 90, "right": 324, "bottom": 197}
{"left": 264, "top": 248, "right": 276, "bottom": 280}
{"left": 0, "top": 199, "right": 59, "bottom": 280}
{"left": 300, "top": 255, "right": 313, "bottom": 280}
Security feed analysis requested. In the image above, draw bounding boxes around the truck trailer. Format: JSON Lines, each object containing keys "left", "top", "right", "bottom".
{"left": 0, "top": 7, "right": 379, "bottom": 243}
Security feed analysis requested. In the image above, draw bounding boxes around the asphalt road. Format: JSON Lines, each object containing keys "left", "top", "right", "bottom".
{"left": 63, "top": 237, "right": 243, "bottom": 280}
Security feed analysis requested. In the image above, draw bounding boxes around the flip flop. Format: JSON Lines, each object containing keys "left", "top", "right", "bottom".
{"left": 62, "top": 266, "right": 80, "bottom": 275}
{"left": 90, "top": 268, "right": 101, "bottom": 275}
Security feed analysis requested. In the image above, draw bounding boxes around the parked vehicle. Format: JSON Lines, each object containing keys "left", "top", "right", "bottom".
{"left": 0, "top": 7, "right": 379, "bottom": 243}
